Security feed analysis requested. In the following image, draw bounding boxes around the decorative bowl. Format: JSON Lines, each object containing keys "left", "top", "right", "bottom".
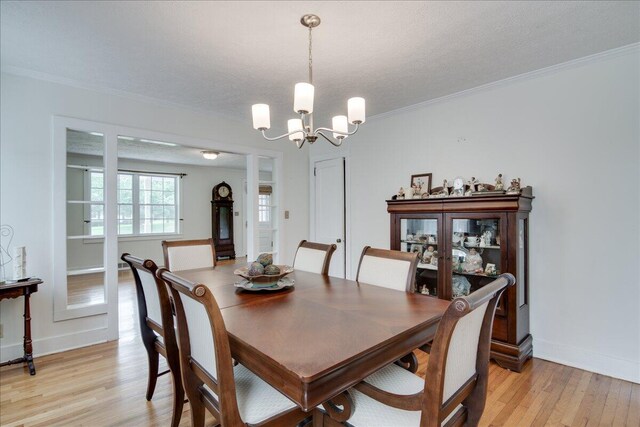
{"left": 234, "top": 265, "right": 294, "bottom": 284}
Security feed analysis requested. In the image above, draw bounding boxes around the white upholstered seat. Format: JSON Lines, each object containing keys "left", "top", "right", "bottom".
{"left": 162, "top": 238, "right": 215, "bottom": 271}
{"left": 293, "top": 240, "right": 337, "bottom": 275}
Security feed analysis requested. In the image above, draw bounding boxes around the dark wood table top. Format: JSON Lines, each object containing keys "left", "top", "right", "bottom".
{"left": 177, "top": 265, "right": 450, "bottom": 411}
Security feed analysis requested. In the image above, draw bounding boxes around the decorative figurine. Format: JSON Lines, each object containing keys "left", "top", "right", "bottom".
{"left": 423, "top": 246, "right": 435, "bottom": 264}
{"left": 405, "top": 186, "right": 414, "bottom": 199}
{"left": 463, "top": 248, "right": 483, "bottom": 273}
{"left": 452, "top": 177, "right": 465, "bottom": 197}
{"left": 476, "top": 182, "right": 487, "bottom": 192}
{"left": 427, "top": 235, "right": 436, "bottom": 244}
{"left": 485, "top": 263, "right": 497, "bottom": 275}
{"left": 452, "top": 276, "right": 471, "bottom": 297}
{"left": 481, "top": 230, "right": 492, "bottom": 247}
{"left": 411, "top": 182, "right": 422, "bottom": 199}
{"left": 506, "top": 178, "right": 521, "bottom": 194}
{"left": 420, "top": 285, "right": 430, "bottom": 295}
{"left": 465, "top": 177, "right": 478, "bottom": 196}
{"left": 442, "top": 179, "right": 449, "bottom": 196}
{"left": 495, "top": 174, "right": 504, "bottom": 191}
{"left": 397, "top": 187, "right": 406, "bottom": 199}
{"left": 430, "top": 250, "right": 438, "bottom": 266}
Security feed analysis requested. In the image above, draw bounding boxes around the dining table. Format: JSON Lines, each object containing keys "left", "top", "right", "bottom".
{"left": 176, "top": 263, "right": 450, "bottom": 423}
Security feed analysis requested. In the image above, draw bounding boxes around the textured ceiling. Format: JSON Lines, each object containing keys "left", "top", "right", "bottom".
{"left": 66, "top": 129, "right": 262, "bottom": 170}
{"left": 2, "top": 1, "right": 639, "bottom": 130}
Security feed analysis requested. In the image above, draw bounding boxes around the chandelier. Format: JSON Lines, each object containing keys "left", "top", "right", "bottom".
{"left": 251, "top": 14, "right": 366, "bottom": 148}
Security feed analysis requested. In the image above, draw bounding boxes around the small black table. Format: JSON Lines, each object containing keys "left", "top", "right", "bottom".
{"left": 0, "top": 278, "right": 42, "bottom": 375}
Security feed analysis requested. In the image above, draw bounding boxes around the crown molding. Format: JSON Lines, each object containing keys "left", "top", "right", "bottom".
{"left": 0, "top": 65, "right": 244, "bottom": 124}
{"left": 369, "top": 43, "right": 640, "bottom": 122}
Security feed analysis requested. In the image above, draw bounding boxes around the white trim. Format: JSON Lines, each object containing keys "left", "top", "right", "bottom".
{"left": 370, "top": 43, "right": 640, "bottom": 122}
{"left": 0, "top": 326, "right": 108, "bottom": 363}
{"left": 534, "top": 337, "right": 640, "bottom": 384}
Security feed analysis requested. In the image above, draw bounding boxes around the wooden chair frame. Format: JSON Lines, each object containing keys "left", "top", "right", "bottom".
{"left": 355, "top": 246, "right": 420, "bottom": 292}
{"left": 293, "top": 240, "right": 338, "bottom": 275}
{"left": 121, "top": 253, "right": 184, "bottom": 427}
{"left": 353, "top": 273, "right": 516, "bottom": 427}
{"left": 157, "top": 268, "right": 309, "bottom": 427}
{"left": 161, "top": 238, "right": 216, "bottom": 270}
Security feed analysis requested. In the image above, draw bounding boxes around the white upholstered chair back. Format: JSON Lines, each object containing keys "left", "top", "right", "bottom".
{"left": 292, "top": 240, "right": 337, "bottom": 275}
{"left": 138, "top": 269, "right": 163, "bottom": 327}
{"left": 442, "top": 300, "right": 489, "bottom": 402}
{"left": 356, "top": 247, "right": 418, "bottom": 292}
{"left": 173, "top": 290, "right": 218, "bottom": 379}
{"left": 162, "top": 239, "right": 215, "bottom": 271}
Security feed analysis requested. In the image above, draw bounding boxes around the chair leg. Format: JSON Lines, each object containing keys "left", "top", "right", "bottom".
{"left": 189, "top": 395, "right": 206, "bottom": 427}
{"left": 145, "top": 349, "right": 160, "bottom": 401}
{"left": 170, "top": 374, "right": 185, "bottom": 427}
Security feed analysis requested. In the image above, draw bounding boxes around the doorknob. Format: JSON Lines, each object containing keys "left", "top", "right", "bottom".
{"left": 336, "top": 239, "right": 342, "bottom": 243}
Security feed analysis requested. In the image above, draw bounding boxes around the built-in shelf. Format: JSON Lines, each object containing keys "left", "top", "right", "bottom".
{"left": 67, "top": 200, "right": 103, "bottom": 205}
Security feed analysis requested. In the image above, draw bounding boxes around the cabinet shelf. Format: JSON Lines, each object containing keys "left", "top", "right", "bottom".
{"left": 462, "top": 244, "right": 501, "bottom": 250}
{"left": 452, "top": 270, "right": 500, "bottom": 279}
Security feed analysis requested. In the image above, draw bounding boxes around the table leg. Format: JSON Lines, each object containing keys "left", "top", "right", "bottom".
{"left": 321, "top": 390, "right": 354, "bottom": 423}
{"left": 23, "top": 289, "right": 36, "bottom": 375}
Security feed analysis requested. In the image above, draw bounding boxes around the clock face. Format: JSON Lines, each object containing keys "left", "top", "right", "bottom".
{"left": 218, "top": 186, "right": 229, "bottom": 198}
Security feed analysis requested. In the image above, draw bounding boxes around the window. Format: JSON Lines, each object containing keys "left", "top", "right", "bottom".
{"left": 88, "top": 172, "right": 180, "bottom": 236}
{"left": 258, "top": 194, "right": 271, "bottom": 224}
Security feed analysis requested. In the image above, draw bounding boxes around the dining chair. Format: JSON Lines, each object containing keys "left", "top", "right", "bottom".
{"left": 355, "top": 246, "right": 419, "bottom": 292}
{"left": 161, "top": 238, "right": 216, "bottom": 271}
{"left": 292, "top": 240, "right": 337, "bottom": 275}
{"left": 340, "top": 273, "right": 516, "bottom": 427}
{"left": 121, "top": 253, "right": 184, "bottom": 427}
{"left": 356, "top": 246, "right": 421, "bottom": 371}
{"left": 157, "top": 268, "right": 309, "bottom": 427}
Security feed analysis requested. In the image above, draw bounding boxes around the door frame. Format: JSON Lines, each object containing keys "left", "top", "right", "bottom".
{"left": 309, "top": 152, "right": 351, "bottom": 279}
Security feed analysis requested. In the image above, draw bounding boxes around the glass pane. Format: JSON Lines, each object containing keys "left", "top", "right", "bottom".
{"left": 66, "top": 128, "right": 106, "bottom": 308}
{"left": 400, "top": 218, "right": 439, "bottom": 296}
{"left": 151, "top": 177, "right": 163, "bottom": 191}
{"left": 451, "top": 218, "right": 501, "bottom": 299}
{"left": 118, "top": 174, "right": 132, "bottom": 189}
{"left": 219, "top": 206, "right": 230, "bottom": 240}
{"left": 163, "top": 177, "right": 175, "bottom": 192}
{"left": 118, "top": 189, "right": 133, "bottom": 203}
{"left": 139, "top": 175, "right": 151, "bottom": 190}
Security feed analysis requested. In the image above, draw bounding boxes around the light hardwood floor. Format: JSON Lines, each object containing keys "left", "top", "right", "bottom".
{"left": 1, "top": 272, "right": 638, "bottom": 426}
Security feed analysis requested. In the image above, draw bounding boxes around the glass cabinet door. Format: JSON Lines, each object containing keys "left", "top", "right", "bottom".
{"left": 448, "top": 216, "right": 506, "bottom": 300}
{"left": 400, "top": 217, "right": 440, "bottom": 297}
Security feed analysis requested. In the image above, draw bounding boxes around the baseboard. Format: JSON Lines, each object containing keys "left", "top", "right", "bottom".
{"left": 534, "top": 338, "right": 639, "bottom": 384}
{"left": 0, "top": 327, "right": 109, "bottom": 363}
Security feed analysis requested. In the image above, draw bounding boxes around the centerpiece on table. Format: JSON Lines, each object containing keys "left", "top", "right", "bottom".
{"left": 234, "top": 253, "right": 294, "bottom": 291}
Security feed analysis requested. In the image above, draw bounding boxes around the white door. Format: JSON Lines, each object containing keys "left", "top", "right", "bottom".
{"left": 314, "top": 158, "right": 345, "bottom": 278}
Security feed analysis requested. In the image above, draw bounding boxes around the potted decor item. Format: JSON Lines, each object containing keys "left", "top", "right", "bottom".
{"left": 234, "top": 253, "right": 294, "bottom": 291}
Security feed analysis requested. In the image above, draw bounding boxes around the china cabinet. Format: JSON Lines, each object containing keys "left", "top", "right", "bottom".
{"left": 387, "top": 187, "right": 533, "bottom": 371}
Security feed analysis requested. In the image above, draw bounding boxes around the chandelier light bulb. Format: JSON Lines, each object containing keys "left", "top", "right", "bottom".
{"left": 287, "top": 118, "right": 304, "bottom": 142}
{"left": 348, "top": 97, "right": 366, "bottom": 124}
{"left": 252, "top": 104, "right": 271, "bottom": 130}
{"left": 294, "top": 83, "right": 314, "bottom": 114}
{"left": 332, "top": 115, "right": 349, "bottom": 140}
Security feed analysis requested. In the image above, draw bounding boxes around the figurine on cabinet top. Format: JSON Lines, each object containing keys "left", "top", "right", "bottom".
{"left": 441, "top": 179, "right": 449, "bottom": 196}
{"left": 506, "top": 178, "right": 522, "bottom": 195}
{"left": 397, "top": 187, "right": 406, "bottom": 199}
{"left": 465, "top": 177, "right": 478, "bottom": 196}
{"left": 495, "top": 174, "right": 504, "bottom": 191}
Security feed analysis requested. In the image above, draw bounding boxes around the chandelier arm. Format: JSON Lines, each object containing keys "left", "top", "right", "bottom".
{"left": 316, "top": 131, "right": 344, "bottom": 147}
{"left": 260, "top": 129, "right": 308, "bottom": 141}
{"left": 313, "top": 122, "right": 360, "bottom": 137}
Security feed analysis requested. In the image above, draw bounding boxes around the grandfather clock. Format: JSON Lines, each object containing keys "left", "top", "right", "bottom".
{"left": 211, "top": 182, "right": 235, "bottom": 259}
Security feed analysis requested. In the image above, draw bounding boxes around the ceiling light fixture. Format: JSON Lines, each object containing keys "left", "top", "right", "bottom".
{"left": 251, "top": 14, "right": 366, "bottom": 149}
{"left": 201, "top": 151, "right": 219, "bottom": 160}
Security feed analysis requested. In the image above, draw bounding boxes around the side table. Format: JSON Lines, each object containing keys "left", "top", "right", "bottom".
{"left": 0, "top": 278, "right": 43, "bottom": 375}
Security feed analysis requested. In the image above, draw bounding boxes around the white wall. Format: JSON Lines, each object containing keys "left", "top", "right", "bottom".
{"left": 0, "top": 73, "right": 309, "bottom": 360}
{"left": 311, "top": 47, "right": 640, "bottom": 382}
